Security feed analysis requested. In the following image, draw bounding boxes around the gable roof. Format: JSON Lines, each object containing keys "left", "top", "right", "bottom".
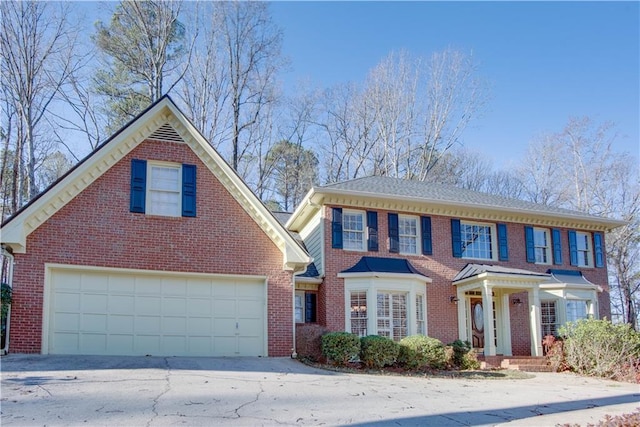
{"left": 287, "top": 175, "right": 625, "bottom": 232}
{"left": 1, "top": 96, "right": 311, "bottom": 271}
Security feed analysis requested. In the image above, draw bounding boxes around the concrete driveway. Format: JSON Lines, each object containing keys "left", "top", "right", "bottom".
{"left": 1, "top": 355, "right": 638, "bottom": 426}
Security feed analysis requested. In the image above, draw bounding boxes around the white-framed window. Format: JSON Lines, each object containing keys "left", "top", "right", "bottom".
{"left": 534, "top": 228, "right": 551, "bottom": 264}
{"left": 350, "top": 291, "right": 368, "bottom": 336}
{"left": 377, "top": 292, "right": 408, "bottom": 341}
{"left": 147, "top": 162, "right": 181, "bottom": 217}
{"left": 399, "top": 215, "right": 419, "bottom": 255}
{"left": 343, "top": 210, "right": 365, "bottom": 251}
{"left": 576, "top": 232, "right": 593, "bottom": 268}
{"left": 461, "top": 221, "right": 496, "bottom": 260}
{"left": 566, "top": 300, "right": 589, "bottom": 323}
{"left": 416, "top": 294, "right": 425, "bottom": 335}
{"left": 541, "top": 300, "right": 557, "bottom": 336}
{"left": 295, "top": 291, "right": 305, "bottom": 323}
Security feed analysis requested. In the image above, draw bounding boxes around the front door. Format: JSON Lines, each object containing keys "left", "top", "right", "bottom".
{"left": 470, "top": 298, "right": 484, "bottom": 349}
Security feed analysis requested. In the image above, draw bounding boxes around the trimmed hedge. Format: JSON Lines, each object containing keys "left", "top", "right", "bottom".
{"left": 321, "top": 332, "right": 360, "bottom": 366}
{"left": 398, "top": 335, "right": 446, "bottom": 369}
{"left": 360, "top": 335, "right": 399, "bottom": 369}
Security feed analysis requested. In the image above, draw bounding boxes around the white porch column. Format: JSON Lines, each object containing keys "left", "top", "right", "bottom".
{"left": 500, "top": 293, "right": 512, "bottom": 356}
{"left": 528, "top": 288, "right": 543, "bottom": 356}
{"left": 456, "top": 287, "right": 467, "bottom": 343}
{"left": 482, "top": 282, "right": 496, "bottom": 356}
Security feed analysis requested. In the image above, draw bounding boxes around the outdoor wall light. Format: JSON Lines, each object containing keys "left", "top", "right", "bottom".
{"left": 449, "top": 296, "right": 459, "bottom": 304}
{"left": 512, "top": 298, "right": 523, "bottom": 306}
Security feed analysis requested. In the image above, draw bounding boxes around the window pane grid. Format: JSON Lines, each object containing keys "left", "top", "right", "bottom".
{"left": 416, "top": 294, "right": 425, "bottom": 335}
{"left": 377, "top": 292, "right": 407, "bottom": 341}
{"left": 148, "top": 164, "right": 181, "bottom": 216}
{"left": 399, "top": 217, "right": 418, "bottom": 254}
{"left": 541, "top": 301, "right": 557, "bottom": 336}
{"left": 350, "top": 292, "right": 368, "bottom": 337}
{"left": 343, "top": 213, "right": 364, "bottom": 250}
{"left": 534, "top": 229, "right": 550, "bottom": 264}
{"left": 566, "top": 300, "right": 588, "bottom": 323}
{"left": 576, "top": 232, "right": 591, "bottom": 267}
{"left": 461, "top": 223, "right": 493, "bottom": 260}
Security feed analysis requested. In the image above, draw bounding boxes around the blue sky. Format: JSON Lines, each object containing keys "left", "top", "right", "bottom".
{"left": 270, "top": 1, "right": 639, "bottom": 168}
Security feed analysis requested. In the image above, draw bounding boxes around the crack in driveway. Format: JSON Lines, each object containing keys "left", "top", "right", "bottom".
{"left": 145, "top": 357, "right": 171, "bottom": 427}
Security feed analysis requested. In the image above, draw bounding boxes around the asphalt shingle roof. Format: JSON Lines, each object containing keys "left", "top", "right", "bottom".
{"left": 453, "top": 264, "right": 550, "bottom": 282}
{"left": 321, "top": 176, "right": 601, "bottom": 220}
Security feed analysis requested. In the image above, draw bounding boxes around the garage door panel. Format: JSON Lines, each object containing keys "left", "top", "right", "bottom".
{"left": 163, "top": 297, "right": 187, "bottom": 315}
{"left": 137, "top": 296, "right": 161, "bottom": 314}
{"left": 162, "top": 278, "right": 187, "bottom": 296}
{"left": 189, "top": 299, "right": 212, "bottom": 316}
{"left": 109, "top": 315, "right": 134, "bottom": 333}
{"left": 109, "top": 295, "right": 135, "bottom": 313}
{"left": 54, "top": 292, "right": 81, "bottom": 311}
{"left": 82, "top": 313, "right": 107, "bottom": 332}
{"left": 82, "top": 294, "right": 108, "bottom": 312}
{"left": 188, "top": 317, "right": 212, "bottom": 334}
{"left": 81, "top": 333, "right": 107, "bottom": 353}
{"left": 49, "top": 269, "right": 266, "bottom": 357}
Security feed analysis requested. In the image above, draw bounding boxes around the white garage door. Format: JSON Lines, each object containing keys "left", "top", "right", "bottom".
{"left": 46, "top": 268, "right": 266, "bottom": 357}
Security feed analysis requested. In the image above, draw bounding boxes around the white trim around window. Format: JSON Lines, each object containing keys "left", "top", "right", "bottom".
{"left": 342, "top": 274, "right": 429, "bottom": 340}
{"left": 398, "top": 214, "right": 420, "bottom": 255}
{"left": 576, "top": 231, "right": 593, "bottom": 268}
{"left": 534, "top": 227, "right": 551, "bottom": 265}
{"left": 342, "top": 209, "right": 366, "bottom": 251}
{"left": 460, "top": 220, "right": 497, "bottom": 261}
{"left": 147, "top": 161, "right": 182, "bottom": 217}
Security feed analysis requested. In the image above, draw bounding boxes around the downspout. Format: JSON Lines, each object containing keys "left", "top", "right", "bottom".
{"left": 1, "top": 245, "right": 14, "bottom": 356}
{"left": 291, "top": 265, "right": 309, "bottom": 359}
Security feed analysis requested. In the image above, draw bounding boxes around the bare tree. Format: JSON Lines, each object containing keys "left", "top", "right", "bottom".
{"left": 517, "top": 117, "right": 640, "bottom": 329}
{"left": 416, "top": 49, "right": 487, "bottom": 180}
{"left": 0, "top": 1, "right": 81, "bottom": 211}
{"left": 93, "top": 0, "right": 188, "bottom": 131}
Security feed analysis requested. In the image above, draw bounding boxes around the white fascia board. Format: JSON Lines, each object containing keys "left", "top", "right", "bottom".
{"left": 0, "top": 100, "right": 172, "bottom": 253}
{"left": 313, "top": 187, "right": 626, "bottom": 232}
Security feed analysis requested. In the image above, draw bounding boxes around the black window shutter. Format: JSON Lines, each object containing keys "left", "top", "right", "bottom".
{"left": 552, "top": 229, "right": 563, "bottom": 265}
{"left": 451, "top": 219, "right": 462, "bottom": 258}
{"left": 367, "top": 211, "right": 378, "bottom": 252}
{"left": 388, "top": 213, "right": 399, "bottom": 253}
{"left": 331, "top": 208, "right": 343, "bottom": 249}
{"left": 305, "top": 293, "right": 317, "bottom": 323}
{"left": 593, "top": 232, "right": 604, "bottom": 268}
{"left": 568, "top": 230, "right": 578, "bottom": 266}
{"left": 130, "top": 159, "right": 147, "bottom": 213}
{"left": 421, "top": 216, "right": 432, "bottom": 255}
{"left": 497, "top": 223, "right": 509, "bottom": 261}
{"left": 181, "top": 164, "right": 197, "bottom": 217}
{"left": 524, "top": 226, "right": 535, "bottom": 263}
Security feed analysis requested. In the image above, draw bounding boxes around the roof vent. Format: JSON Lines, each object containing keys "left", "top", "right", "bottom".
{"left": 148, "top": 123, "right": 184, "bottom": 143}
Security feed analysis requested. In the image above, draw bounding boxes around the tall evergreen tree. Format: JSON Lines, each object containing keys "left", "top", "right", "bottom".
{"left": 93, "top": 1, "right": 186, "bottom": 132}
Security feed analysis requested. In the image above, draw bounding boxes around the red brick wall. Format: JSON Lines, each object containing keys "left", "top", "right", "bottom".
{"left": 320, "top": 205, "right": 611, "bottom": 355}
{"left": 9, "top": 139, "right": 294, "bottom": 356}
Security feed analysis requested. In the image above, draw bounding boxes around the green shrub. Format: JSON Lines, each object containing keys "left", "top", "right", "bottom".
{"left": 447, "top": 340, "right": 480, "bottom": 370}
{"left": 360, "top": 335, "right": 399, "bottom": 369}
{"left": 559, "top": 318, "right": 640, "bottom": 382}
{"left": 398, "top": 335, "right": 446, "bottom": 369}
{"left": 321, "top": 332, "right": 360, "bottom": 366}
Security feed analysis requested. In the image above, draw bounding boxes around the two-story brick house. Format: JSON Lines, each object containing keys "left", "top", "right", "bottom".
{"left": 0, "top": 95, "right": 624, "bottom": 358}
{"left": 286, "top": 177, "right": 624, "bottom": 357}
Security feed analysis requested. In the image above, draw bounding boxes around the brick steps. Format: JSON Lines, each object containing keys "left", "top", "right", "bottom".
{"left": 479, "top": 355, "right": 553, "bottom": 372}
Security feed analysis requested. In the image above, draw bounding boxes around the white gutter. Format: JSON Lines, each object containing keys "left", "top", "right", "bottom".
{"left": 1, "top": 245, "right": 14, "bottom": 356}
{"left": 290, "top": 264, "right": 310, "bottom": 359}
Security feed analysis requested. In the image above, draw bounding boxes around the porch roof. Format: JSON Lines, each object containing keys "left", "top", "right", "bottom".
{"left": 453, "top": 264, "right": 549, "bottom": 283}
{"left": 541, "top": 269, "right": 602, "bottom": 292}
